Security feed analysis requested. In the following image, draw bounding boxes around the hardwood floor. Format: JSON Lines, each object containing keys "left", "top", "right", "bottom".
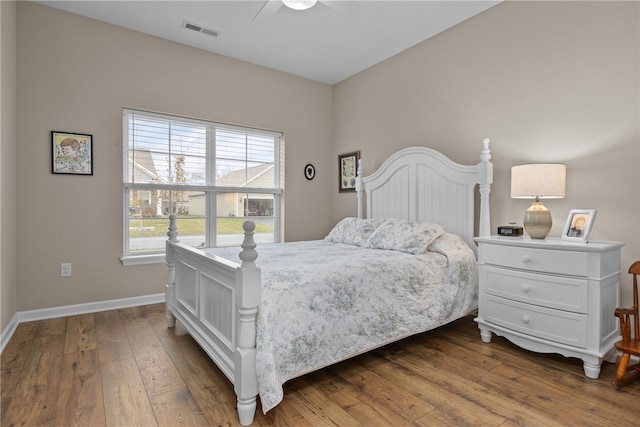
{"left": 2, "top": 303, "right": 639, "bottom": 426}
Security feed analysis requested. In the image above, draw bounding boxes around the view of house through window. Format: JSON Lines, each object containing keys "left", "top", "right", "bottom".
{"left": 123, "top": 109, "right": 283, "bottom": 258}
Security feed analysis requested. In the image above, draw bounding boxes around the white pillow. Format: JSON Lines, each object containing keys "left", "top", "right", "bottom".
{"left": 325, "top": 217, "right": 385, "bottom": 246}
{"left": 365, "top": 218, "right": 445, "bottom": 254}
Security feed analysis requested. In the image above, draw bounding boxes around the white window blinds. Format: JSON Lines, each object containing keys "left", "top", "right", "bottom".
{"left": 124, "top": 108, "right": 282, "bottom": 191}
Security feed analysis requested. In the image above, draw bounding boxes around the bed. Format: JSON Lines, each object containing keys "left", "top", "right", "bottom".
{"left": 165, "top": 139, "right": 493, "bottom": 425}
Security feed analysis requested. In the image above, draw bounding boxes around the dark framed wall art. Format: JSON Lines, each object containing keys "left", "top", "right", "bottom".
{"left": 338, "top": 151, "right": 360, "bottom": 192}
{"left": 51, "top": 131, "right": 93, "bottom": 175}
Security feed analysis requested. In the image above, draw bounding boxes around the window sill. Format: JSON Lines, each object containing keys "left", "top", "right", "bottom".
{"left": 121, "top": 253, "right": 166, "bottom": 266}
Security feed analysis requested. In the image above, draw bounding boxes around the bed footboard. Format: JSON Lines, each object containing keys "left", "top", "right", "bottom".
{"left": 165, "top": 215, "right": 261, "bottom": 426}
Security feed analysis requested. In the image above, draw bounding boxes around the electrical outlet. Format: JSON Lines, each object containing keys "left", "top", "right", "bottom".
{"left": 60, "top": 263, "right": 72, "bottom": 277}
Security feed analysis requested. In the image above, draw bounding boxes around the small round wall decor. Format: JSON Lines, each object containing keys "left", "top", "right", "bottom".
{"left": 304, "top": 164, "right": 316, "bottom": 180}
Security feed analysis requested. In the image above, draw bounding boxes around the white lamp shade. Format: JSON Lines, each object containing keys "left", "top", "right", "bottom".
{"left": 282, "top": 0, "right": 318, "bottom": 10}
{"left": 511, "top": 164, "right": 566, "bottom": 199}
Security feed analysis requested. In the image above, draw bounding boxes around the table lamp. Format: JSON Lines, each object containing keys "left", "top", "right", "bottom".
{"left": 511, "top": 164, "right": 566, "bottom": 239}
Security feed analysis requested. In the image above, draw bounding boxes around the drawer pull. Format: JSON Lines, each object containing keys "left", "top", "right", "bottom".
{"left": 522, "top": 284, "right": 531, "bottom": 294}
{"left": 521, "top": 315, "right": 530, "bottom": 324}
{"left": 521, "top": 255, "right": 532, "bottom": 264}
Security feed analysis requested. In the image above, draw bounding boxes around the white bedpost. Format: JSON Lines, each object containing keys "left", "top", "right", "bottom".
{"left": 165, "top": 214, "right": 179, "bottom": 328}
{"left": 478, "top": 138, "right": 493, "bottom": 238}
{"left": 356, "top": 158, "right": 364, "bottom": 219}
{"left": 235, "top": 220, "right": 261, "bottom": 426}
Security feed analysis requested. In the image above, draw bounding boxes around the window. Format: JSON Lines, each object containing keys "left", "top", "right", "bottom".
{"left": 122, "top": 108, "right": 283, "bottom": 265}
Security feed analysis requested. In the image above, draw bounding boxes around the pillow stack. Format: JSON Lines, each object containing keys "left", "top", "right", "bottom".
{"left": 325, "top": 217, "right": 445, "bottom": 254}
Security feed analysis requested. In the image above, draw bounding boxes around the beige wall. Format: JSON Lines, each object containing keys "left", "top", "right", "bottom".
{"left": 333, "top": 1, "right": 639, "bottom": 305}
{"left": 1, "top": 0, "right": 18, "bottom": 331}
{"left": 6, "top": 1, "right": 640, "bottom": 318}
{"left": 15, "top": 2, "right": 334, "bottom": 311}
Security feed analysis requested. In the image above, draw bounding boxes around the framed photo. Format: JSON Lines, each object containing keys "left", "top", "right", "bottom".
{"left": 304, "top": 163, "right": 316, "bottom": 180}
{"left": 562, "top": 209, "right": 596, "bottom": 243}
{"left": 51, "top": 131, "right": 93, "bottom": 175}
{"left": 338, "top": 151, "right": 360, "bottom": 192}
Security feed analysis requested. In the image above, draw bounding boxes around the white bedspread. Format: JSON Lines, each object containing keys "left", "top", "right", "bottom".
{"left": 205, "top": 232, "right": 478, "bottom": 413}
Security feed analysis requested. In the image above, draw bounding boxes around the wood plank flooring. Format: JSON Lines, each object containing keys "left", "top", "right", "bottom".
{"left": 2, "top": 303, "right": 639, "bottom": 426}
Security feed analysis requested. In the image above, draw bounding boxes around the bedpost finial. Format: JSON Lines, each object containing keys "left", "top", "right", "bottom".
{"left": 356, "top": 158, "right": 364, "bottom": 218}
{"left": 242, "top": 219, "right": 256, "bottom": 234}
{"left": 239, "top": 220, "right": 258, "bottom": 267}
{"left": 480, "top": 138, "right": 491, "bottom": 163}
{"left": 167, "top": 214, "right": 179, "bottom": 243}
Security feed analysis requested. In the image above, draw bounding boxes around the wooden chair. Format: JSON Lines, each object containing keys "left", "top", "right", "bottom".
{"left": 612, "top": 260, "right": 640, "bottom": 388}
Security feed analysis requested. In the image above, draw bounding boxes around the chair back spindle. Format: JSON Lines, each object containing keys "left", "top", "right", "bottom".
{"left": 630, "top": 262, "right": 639, "bottom": 339}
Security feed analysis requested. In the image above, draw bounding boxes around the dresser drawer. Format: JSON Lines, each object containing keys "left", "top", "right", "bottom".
{"left": 481, "top": 244, "right": 588, "bottom": 276}
{"left": 484, "top": 295, "right": 587, "bottom": 348}
{"left": 482, "top": 266, "right": 588, "bottom": 313}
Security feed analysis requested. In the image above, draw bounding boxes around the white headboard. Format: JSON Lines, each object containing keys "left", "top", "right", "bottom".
{"left": 356, "top": 139, "right": 492, "bottom": 252}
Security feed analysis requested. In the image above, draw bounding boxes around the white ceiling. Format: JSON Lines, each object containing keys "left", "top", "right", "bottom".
{"left": 36, "top": 0, "right": 500, "bottom": 84}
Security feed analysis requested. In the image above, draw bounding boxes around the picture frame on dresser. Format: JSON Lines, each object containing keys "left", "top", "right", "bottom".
{"left": 562, "top": 209, "right": 596, "bottom": 242}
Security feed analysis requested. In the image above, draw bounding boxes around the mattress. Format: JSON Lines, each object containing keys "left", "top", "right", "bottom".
{"left": 205, "top": 230, "right": 478, "bottom": 412}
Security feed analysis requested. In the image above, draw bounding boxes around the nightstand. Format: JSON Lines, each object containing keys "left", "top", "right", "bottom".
{"left": 474, "top": 236, "right": 624, "bottom": 379}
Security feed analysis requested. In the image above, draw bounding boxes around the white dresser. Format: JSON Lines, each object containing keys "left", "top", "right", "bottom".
{"left": 474, "top": 236, "right": 623, "bottom": 378}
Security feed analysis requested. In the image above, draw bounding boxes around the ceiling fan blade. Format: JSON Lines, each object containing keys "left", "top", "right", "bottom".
{"left": 253, "top": 0, "right": 283, "bottom": 21}
{"left": 321, "top": 0, "right": 361, "bottom": 17}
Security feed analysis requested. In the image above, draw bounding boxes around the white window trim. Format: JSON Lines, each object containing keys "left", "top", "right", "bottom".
{"left": 122, "top": 108, "right": 283, "bottom": 264}
{"left": 121, "top": 253, "right": 166, "bottom": 266}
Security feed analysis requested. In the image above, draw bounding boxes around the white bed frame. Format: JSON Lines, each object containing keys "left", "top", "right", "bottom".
{"left": 165, "top": 139, "right": 492, "bottom": 425}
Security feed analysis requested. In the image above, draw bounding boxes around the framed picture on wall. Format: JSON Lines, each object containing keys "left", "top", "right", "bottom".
{"left": 338, "top": 151, "right": 360, "bottom": 192}
{"left": 561, "top": 209, "right": 596, "bottom": 243}
{"left": 51, "top": 131, "right": 93, "bottom": 175}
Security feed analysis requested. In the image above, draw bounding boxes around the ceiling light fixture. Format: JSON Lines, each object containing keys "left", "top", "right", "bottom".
{"left": 282, "top": 0, "right": 318, "bottom": 11}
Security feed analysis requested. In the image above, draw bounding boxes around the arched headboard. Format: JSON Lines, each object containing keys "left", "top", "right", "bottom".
{"left": 356, "top": 139, "right": 492, "bottom": 253}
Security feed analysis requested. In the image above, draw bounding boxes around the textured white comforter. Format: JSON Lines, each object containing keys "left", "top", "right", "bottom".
{"left": 206, "top": 232, "right": 478, "bottom": 413}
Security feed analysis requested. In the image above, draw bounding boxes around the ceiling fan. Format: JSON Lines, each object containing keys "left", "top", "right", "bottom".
{"left": 253, "top": 0, "right": 360, "bottom": 21}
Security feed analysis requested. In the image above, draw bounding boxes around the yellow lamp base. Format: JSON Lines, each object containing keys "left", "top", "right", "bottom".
{"left": 523, "top": 201, "right": 552, "bottom": 239}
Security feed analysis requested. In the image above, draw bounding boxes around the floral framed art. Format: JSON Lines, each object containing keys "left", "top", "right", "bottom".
{"left": 51, "top": 131, "right": 93, "bottom": 175}
{"left": 338, "top": 151, "right": 360, "bottom": 192}
{"left": 561, "top": 209, "right": 596, "bottom": 243}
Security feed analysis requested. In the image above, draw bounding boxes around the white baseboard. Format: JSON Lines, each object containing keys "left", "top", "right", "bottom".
{"left": 1, "top": 293, "right": 165, "bottom": 353}
{"left": 0, "top": 314, "right": 19, "bottom": 355}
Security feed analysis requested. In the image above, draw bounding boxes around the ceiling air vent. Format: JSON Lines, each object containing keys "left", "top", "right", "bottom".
{"left": 182, "top": 21, "right": 220, "bottom": 38}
